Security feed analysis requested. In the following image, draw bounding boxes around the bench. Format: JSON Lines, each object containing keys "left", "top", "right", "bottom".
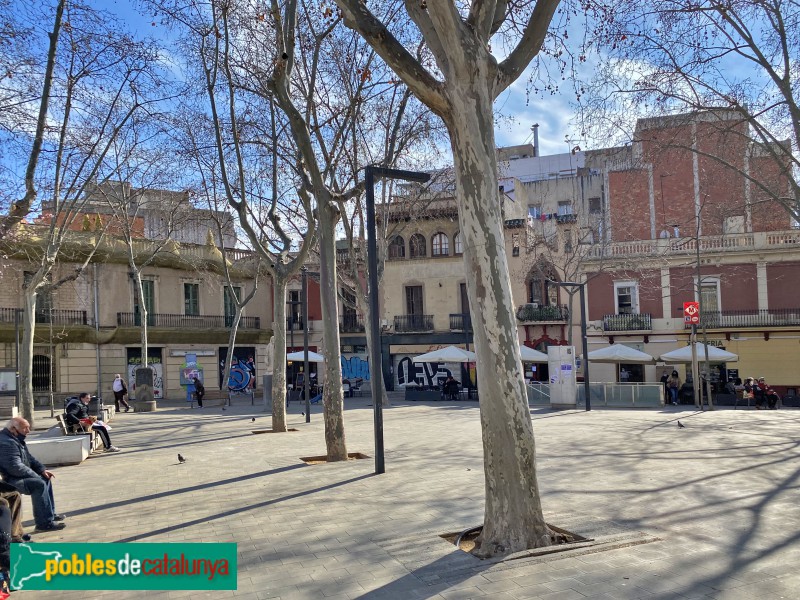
{"left": 187, "top": 389, "right": 230, "bottom": 408}
{"left": 55, "top": 414, "right": 102, "bottom": 453}
{"left": 27, "top": 436, "right": 91, "bottom": 466}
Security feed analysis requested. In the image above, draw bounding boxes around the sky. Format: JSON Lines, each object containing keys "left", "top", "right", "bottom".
{"left": 99, "top": 0, "right": 590, "bottom": 158}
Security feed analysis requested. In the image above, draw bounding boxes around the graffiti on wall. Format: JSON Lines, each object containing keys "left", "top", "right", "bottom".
{"left": 395, "top": 356, "right": 453, "bottom": 387}
{"left": 341, "top": 355, "right": 370, "bottom": 381}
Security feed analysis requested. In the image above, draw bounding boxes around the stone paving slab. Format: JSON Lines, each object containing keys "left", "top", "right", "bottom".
{"left": 12, "top": 398, "right": 800, "bottom": 599}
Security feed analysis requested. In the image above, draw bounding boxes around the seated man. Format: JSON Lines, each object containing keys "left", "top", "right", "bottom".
{"left": 65, "top": 393, "right": 120, "bottom": 452}
{"left": 0, "top": 417, "right": 65, "bottom": 532}
{"left": 443, "top": 376, "right": 460, "bottom": 400}
{"left": 0, "top": 482, "right": 27, "bottom": 543}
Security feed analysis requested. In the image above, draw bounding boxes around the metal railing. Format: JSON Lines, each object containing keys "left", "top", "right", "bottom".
{"left": 516, "top": 304, "right": 569, "bottom": 322}
{"left": 578, "top": 383, "right": 664, "bottom": 407}
{"left": 603, "top": 313, "right": 652, "bottom": 331}
{"left": 394, "top": 314, "right": 434, "bottom": 332}
{"left": 340, "top": 314, "right": 365, "bottom": 333}
{"left": 0, "top": 308, "right": 88, "bottom": 325}
{"left": 287, "top": 318, "right": 304, "bottom": 331}
{"left": 681, "top": 308, "right": 800, "bottom": 329}
{"left": 449, "top": 313, "right": 472, "bottom": 331}
{"left": 117, "top": 312, "right": 261, "bottom": 329}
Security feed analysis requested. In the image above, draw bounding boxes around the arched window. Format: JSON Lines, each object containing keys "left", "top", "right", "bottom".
{"left": 431, "top": 232, "right": 449, "bottom": 256}
{"left": 388, "top": 235, "right": 405, "bottom": 259}
{"left": 409, "top": 233, "right": 426, "bottom": 258}
{"left": 454, "top": 231, "right": 463, "bottom": 255}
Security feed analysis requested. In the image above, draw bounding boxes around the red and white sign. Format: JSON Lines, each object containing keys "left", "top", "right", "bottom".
{"left": 683, "top": 301, "right": 700, "bottom": 324}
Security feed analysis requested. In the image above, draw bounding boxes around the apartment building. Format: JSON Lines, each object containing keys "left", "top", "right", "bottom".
{"left": 0, "top": 225, "right": 272, "bottom": 406}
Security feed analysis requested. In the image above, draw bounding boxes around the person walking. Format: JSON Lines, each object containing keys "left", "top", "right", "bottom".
{"left": 0, "top": 417, "right": 66, "bottom": 532}
{"left": 112, "top": 374, "right": 131, "bottom": 413}
{"left": 660, "top": 370, "right": 669, "bottom": 402}
{"left": 65, "top": 393, "right": 120, "bottom": 452}
{"left": 668, "top": 370, "right": 681, "bottom": 405}
{"left": 193, "top": 377, "right": 205, "bottom": 408}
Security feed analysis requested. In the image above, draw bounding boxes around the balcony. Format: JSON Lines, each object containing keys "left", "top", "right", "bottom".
{"left": 449, "top": 313, "right": 472, "bottom": 332}
{"left": 340, "top": 314, "right": 365, "bottom": 333}
{"left": 286, "top": 318, "right": 305, "bottom": 331}
{"left": 0, "top": 308, "right": 88, "bottom": 325}
{"left": 603, "top": 313, "right": 652, "bottom": 331}
{"left": 516, "top": 304, "right": 569, "bottom": 323}
{"left": 681, "top": 309, "right": 800, "bottom": 329}
{"left": 394, "top": 314, "right": 434, "bottom": 332}
{"left": 117, "top": 313, "right": 261, "bottom": 329}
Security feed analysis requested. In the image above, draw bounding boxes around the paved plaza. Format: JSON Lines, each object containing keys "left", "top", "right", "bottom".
{"left": 14, "top": 394, "right": 800, "bottom": 599}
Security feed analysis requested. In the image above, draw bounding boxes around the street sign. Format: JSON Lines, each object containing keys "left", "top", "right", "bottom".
{"left": 684, "top": 301, "right": 700, "bottom": 324}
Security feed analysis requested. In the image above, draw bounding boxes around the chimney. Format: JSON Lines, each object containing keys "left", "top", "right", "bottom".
{"left": 532, "top": 123, "right": 539, "bottom": 157}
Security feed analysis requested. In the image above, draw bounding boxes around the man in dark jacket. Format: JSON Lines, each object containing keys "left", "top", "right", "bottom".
{"left": 65, "top": 393, "right": 120, "bottom": 452}
{"left": 0, "top": 417, "right": 65, "bottom": 532}
{"left": 193, "top": 377, "right": 205, "bottom": 408}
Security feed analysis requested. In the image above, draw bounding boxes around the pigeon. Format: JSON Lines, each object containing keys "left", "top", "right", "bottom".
{"left": 251, "top": 417, "right": 256, "bottom": 422}
{"left": 677, "top": 421, "right": 685, "bottom": 429}
{"left": 177, "top": 454, "right": 187, "bottom": 464}
{"left": 300, "top": 412, "right": 305, "bottom": 417}
{"left": 222, "top": 406, "right": 227, "bottom": 411}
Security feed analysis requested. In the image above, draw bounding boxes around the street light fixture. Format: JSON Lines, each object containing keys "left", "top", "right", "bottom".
{"left": 552, "top": 281, "right": 591, "bottom": 411}
{"left": 365, "top": 165, "right": 431, "bottom": 475}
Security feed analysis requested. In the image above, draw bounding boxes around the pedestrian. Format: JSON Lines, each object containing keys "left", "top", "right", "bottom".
{"left": 668, "top": 370, "right": 680, "bottom": 405}
{"left": 0, "top": 417, "right": 66, "bottom": 532}
{"left": 112, "top": 373, "right": 131, "bottom": 413}
{"left": 757, "top": 377, "right": 780, "bottom": 410}
{"left": 193, "top": 377, "right": 205, "bottom": 408}
{"left": 660, "top": 370, "right": 669, "bottom": 401}
{"left": 246, "top": 356, "right": 256, "bottom": 390}
{"left": 620, "top": 368, "right": 630, "bottom": 383}
{"left": 65, "top": 393, "right": 120, "bottom": 452}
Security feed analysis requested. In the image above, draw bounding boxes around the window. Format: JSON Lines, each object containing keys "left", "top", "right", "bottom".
{"left": 557, "top": 201, "right": 573, "bottom": 216}
{"left": 454, "top": 231, "right": 463, "bottom": 254}
{"left": 528, "top": 205, "right": 542, "bottom": 219}
{"left": 527, "top": 270, "right": 558, "bottom": 306}
{"left": 288, "top": 290, "right": 301, "bottom": 327}
{"left": 614, "top": 281, "right": 638, "bottom": 314}
{"left": 699, "top": 279, "right": 720, "bottom": 313}
{"left": 24, "top": 272, "right": 53, "bottom": 318}
{"left": 512, "top": 233, "right": 520, "bottom": 256}
{"left": 133, "top": 279, "right": 156, "bottom": 325}
{"left": 409, "top": 233, "right": 426, "bottom": 258}
{"left": 224, "top": 286, "right": 241, "bottom": 326}
{"left": 388, "top": 235, "right": 405, "bottom": 259}
{"left": 184, "top": 283, "right": 200, "bottom": 315}
{"left": 588, "top": 197, "right": 602, "bottom": 214}
{"left": 405, "top": 286, "right": 423, "bottom": 315}
{"left": 431, "top": 232, "right": 449, "bottom": 256}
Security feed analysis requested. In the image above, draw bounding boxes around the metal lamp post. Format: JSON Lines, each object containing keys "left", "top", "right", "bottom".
{"left": 554, "top": 281, "right": 591, "bottom": 411}
{"left": 365, "top": 165, "right": 431, "bottom": 474}
{"left": 301, "top": 267, "right": 310, "bottom": 423}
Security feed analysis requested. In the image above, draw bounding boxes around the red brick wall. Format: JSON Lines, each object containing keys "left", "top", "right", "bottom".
{"left": 767, "top": 263, "right": 800, "bottom": 309}
{"left": 608, "top": 170, "right": 650, "bottom": 241}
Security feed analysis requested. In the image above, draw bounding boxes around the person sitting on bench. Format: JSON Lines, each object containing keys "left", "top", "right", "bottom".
{"left": 65, "top": 393, "right": 120, "bottom": 453}
{"left": 0, "top": 482, "right": 27, "bottom": 543}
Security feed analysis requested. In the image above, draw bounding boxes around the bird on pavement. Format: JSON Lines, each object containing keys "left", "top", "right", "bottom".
{"left": 177, "top": 454, "right": 187, "bottom": 464}
{"left": 677, "top": 421, "right": 686, "bottom": 429}
{"left": 251, "top": 417, "right": 255, "bottom": 422}
{"left": 300, "top": 412, "right": 305, "bottom": 417}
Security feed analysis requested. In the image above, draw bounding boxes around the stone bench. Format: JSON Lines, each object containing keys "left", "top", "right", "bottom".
{"left": 27, "top": 436, "right": 91, "bottom": 466}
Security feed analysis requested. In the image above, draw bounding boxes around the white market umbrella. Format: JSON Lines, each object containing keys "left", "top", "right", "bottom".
{"left": 413, "top": 345, "right": 477, "bottom": 363}
{"left": 659, "top": 343, "right": 738, "bottom": 363}
{"left": 588, "top": 344, "right": 655, "bottom": 364}
{"left": 286, "top": 350, "right": 325, "bottom": 363}
{"left": 520, "top": 345, "right": 548, "bottom": 362}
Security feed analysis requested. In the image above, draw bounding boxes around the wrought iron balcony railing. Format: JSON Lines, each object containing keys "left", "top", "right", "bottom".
{"left": 118, "top": 312, "right": 261, "bottom": 329}
{"left": 287, "top": 318, "right": 304, "bottom": 331}
{"left": 681, "top": 309, "right": 800, "bottom": 329}
{"left": 516, "top": 304, "right": 569, "bottom": 323}
{"left": 449, "top": 313, "right": 472, "bottom": 331}
{"left": 0, "top": 308, "right": 88, "bottom": 325}
{"left": 340, "top": 314, "right": 365, "bottom": 333}
{"left": 603, "top": 313, "right": 652, "bottom": 331}
{"left": 394, "top": 314, "right": 434, "bottom": 332}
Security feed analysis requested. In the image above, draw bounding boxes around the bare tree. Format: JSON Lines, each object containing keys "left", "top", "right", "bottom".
{"left": 4, "top": 1, "right": 167, "bottom": 424}
{"left": 585, "top": 0, "right": 798, "bottom": 221}
{"left": 332, "top": 0, "right": 570, "bottom": 555}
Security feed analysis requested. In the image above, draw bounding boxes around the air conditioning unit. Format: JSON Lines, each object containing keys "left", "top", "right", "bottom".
{"left": 380, "top": 319, "right": 389, "bottom": 328}
{"left": 530, "top": 303, "right": 539, "bottom": 308}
